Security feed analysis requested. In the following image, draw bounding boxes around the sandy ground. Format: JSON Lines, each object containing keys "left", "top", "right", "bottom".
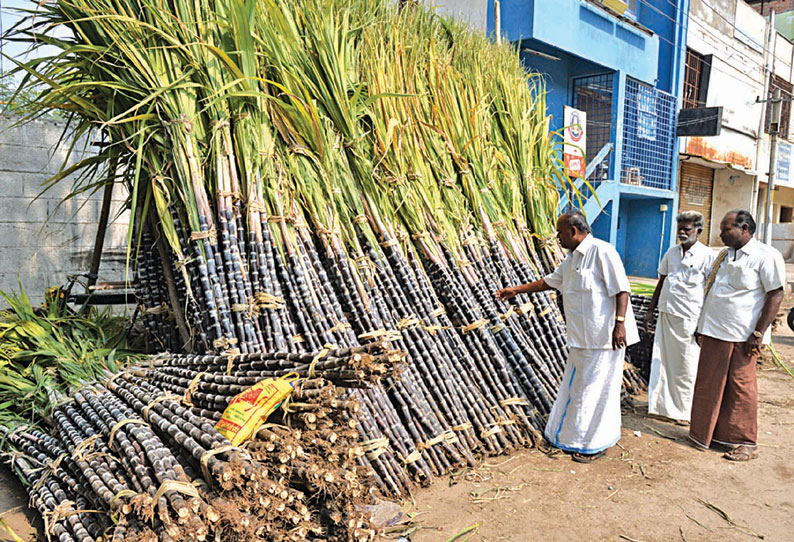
{"left": 2, "top": 324, "right": 793, "bottom": 542}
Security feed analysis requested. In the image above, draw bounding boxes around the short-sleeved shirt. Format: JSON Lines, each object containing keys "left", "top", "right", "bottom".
{"left": 543, "top": 234, "right": 639, "bottom": 349}
{"left": 657, "top": 241, "right": 716, "bottom": 320}
{"left": 697, "top": 238, "right": 786, "bottom": 344}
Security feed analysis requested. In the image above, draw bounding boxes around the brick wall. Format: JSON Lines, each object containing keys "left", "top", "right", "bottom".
{"left": 751, "top": 0, "right": 794, "bottom": 15}
{"left": 0, "top": 115, "right": 130, "bottom": 301}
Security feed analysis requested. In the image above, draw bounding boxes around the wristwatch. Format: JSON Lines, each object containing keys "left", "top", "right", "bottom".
{"left": 615, "top": 315, "right": 626, "bottom": 323}
{"left": 751, "top": 330, "right": 763, "bottom": 339}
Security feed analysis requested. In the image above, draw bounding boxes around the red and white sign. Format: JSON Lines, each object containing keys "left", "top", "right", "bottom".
{"left": 564, "top": 106, "right": 587, "bottom": 179}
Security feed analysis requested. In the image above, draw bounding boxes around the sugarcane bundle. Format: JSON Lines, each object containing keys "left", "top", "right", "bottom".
{"left": 7, "top": 0, "right": 576, "bottom": 501}
{"left": 2, "top": 373, "right": 381, "bottom": 541}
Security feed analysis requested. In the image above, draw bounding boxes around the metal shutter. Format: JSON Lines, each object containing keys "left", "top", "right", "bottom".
{"left": 678, "top": 162, "right": 714, "bottom": 242}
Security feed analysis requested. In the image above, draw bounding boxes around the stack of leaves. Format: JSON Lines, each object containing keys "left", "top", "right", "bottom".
{"left": 0, "top": 286, "right": 143, "bottom": 427}
{"left": 6, "top": 0, "right": 575, "bottom": 496}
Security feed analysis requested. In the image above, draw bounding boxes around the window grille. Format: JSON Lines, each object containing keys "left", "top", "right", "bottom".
{"left": 572, "top": 72, "right": 616, "bottom": 197}
{"left": 765, "top": 75, "right": 792, "bottom": 138}
{"left": 683, "top": 49, "right": 706, "bottom": 109}
{"left": 621, "top": 78, "right": 677, "bottom": 190}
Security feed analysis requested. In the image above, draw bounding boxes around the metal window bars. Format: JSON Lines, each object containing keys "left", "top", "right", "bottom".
{"left": 572, "top": 72, "right": 616, "bottom": 199}
{"left": 683, "top": 49, "right": 705, "bottom": 109}
{"left": 621, "top": 78, "right": 677, "bottom": 190}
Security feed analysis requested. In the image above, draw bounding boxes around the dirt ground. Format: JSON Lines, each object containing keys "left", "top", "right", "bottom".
{"left": 405, "top": 332, "right": 794, "bottom": 542}
{"left": 2, "top": 326, "right": 793, "bottom": 542}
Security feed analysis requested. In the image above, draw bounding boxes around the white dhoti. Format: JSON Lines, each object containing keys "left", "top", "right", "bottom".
{"left": 647, "top": 311, "right": 700, "bottom": 422}
{"left": 544, "top": 347, "right": 625, "bottom": 454}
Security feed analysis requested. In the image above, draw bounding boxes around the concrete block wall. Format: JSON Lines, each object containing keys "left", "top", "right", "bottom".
{"left": 0, "top": 115, "right": 131, "bottom": 301}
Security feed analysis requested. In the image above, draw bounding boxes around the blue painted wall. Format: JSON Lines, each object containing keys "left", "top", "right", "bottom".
{"left": 591, "top": 200, "right": 613, "bottom": 242}
{"left": 621, "top": 196, "right": 674, "bottom": 277}
{"left": 496, "top": 0, "right": 660, "bottom": 85}
{"left": 519, "top": 42, "right": 604, "bottom": 133}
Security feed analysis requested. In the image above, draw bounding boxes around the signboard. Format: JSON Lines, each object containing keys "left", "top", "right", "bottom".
{"left": 677, "top": 107, "right": 723, "bottom": 137}
{"left": 777, "top": 140, "right": 792, "bottom": 185}
{"left": 564, "top": 106, "right": 586, "bottom": 179}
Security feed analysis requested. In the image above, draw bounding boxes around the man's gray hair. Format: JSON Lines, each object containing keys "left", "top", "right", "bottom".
{"left": 561, "top": 209, "right": 592, "bottom": 234}
{"left": 729, "top": 209, "right": 757, "bottom": 234}
{"left": 677, "top": 210, "right": 705, "bottom": 231}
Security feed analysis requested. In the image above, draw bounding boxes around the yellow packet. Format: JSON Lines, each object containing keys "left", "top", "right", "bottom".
{"left": 214, "top": 374, "right": 297, "bottom": 445}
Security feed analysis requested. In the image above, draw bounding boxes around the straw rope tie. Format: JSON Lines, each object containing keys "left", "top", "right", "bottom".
{"left": 142, "top": 394, "right": 178, "bottom": 422}
{"left": 152, "top": 480, "right": 200, "bottom": 506}
{"left": 431, "top": 307, "right": 446, "bottom": 318}
{"left": 451, "top": 422, "right": 473, "bottom": 432}
{"left": 199, "top": 445, "right": 248, "bottom": 486}
{"left": 267, "top": 215, "right": 286, "bottom": 223}
{"left": 500, "top": 397, "right": 530, "bottom": 407}
{"left": 538, "top": 306, "right": 553, "bottom": 317}
{"left": 443, "top": 430, "right": 460, "bottom": 445}
{"left": 212, "top": 337, "right": 239, "bottom": 351}
{"left": 248, "top": 200, "right": 267, "bottom": 213}
{"left": 292, "top": 334, "right": 306, "bottom": 343}
{"left": 226, "top": 354, "right": 243, "bottom": 375}
{"left": 380, "top": 238, "right": 399, "bottom": 248}
{"left": 397, "top": 316, "right": 421, "bottom": 330}
{"left": 417, "top": 433, "right": 445, "bottom": 450}
{"left": 308, "top": 349, "right": 329, "bottom": 378}
{"left": 461, "top": 319, "right": 487, "bottom": 334}
{"left": 71, "top": 435, "right": 101, "bottom": 462}
{"left": 360, "top": 437, "right": 389, "bottom": 460}
{"left": 183, "top": 372, "right": 208, "bottom": 406}
{"left": 329, "top": 321, "right": 351, "bottom": 333}
{"left": 190, "top": 228, "right": 217, "bottom": 242}
{"left": 481, "top": 425, "right": 503, "bottom": 438}
{"left": 500, "top": 307, "right": 515, "bottom": 321}
{"left": 108, "top": 419, "right": 147, "bottom": 450}
{"left": 399, "top": 449, "right": 422, "bottom": 465}
{"left": 31, "top": 453, "right": 69, "bottom": 492}
{"left": 490, "top": 322, "right": 506, "bottom": 334}
{"left": 353, "top": 215, "right": 368, "bottom": 224}
{"left": 517, "top": 302, "right": 534, "bottom": 316}
{"left": 109, "top": 489, "right": 139, "bottom": 509}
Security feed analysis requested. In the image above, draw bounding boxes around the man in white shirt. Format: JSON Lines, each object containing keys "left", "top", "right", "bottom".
{"left": 496, "top": 210, "right": 639, "bottom": 462}
{"left": 644, "top": 211, "right": 715, "bottom": 424}
{"left": 690, "top": 210, "right": 785, "bottom": 461}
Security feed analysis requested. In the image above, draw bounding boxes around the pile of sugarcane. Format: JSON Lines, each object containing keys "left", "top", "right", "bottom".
{"left": 2, "top": 344, "right": 406, "bottom": 541}
{"left": 628, "top": 294, "right": 656, "bottom": 380}
{"left": 8, "top": 0, "right": 576, "bottom": 499}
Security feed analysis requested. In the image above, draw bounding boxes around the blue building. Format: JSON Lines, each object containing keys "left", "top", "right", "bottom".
{"left": 459, "top": 0, "right": 689, "bottom": 276}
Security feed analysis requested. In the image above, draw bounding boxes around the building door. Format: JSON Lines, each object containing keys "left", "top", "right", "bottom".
{"left": 678, "top": 162, "right": 714, "bottom": 242}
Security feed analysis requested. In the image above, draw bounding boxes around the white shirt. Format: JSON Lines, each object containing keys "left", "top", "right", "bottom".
{"left": 544, "top": 234, "right": 639, "bottom": 349}
{"left": 698, "top": 238, "right": 785, "bottom": 344}
{"left": 657, "top": 241, "right": 716, "bottom": 320}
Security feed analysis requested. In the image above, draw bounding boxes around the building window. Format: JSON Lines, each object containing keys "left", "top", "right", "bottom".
{"left": 683, "top": 49, "right": 710, "bottom": 109}
{"left": 572, "top": 73, "right": 616, "bottom": 184}
{"left": 621, "top": 78, "right": 677, "bottom": 190}
{"left": 781, "top": 206, "right": 794, "bottom": 223}
{"left": 766, "top": 75, "right": 793, "bottom": 138}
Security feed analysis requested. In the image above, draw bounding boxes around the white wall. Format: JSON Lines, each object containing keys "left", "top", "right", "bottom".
{"left": 0, "top": 116, "right": 130, "bottom": 300}
{"left": 708, "top": 168, "right": 755, "bottom": 245}
{"left": 422, "top": 0, "right": 488, "bottom": 32}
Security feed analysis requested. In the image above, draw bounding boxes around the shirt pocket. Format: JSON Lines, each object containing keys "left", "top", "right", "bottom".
{"left": 682, "top": 266, "right": 704, "bottom": 287}
{"left": 571, "top": 269, "right": 595, "bottom": 293}
{"left": 728, "top": 265, "right": 760, "bottom": 290}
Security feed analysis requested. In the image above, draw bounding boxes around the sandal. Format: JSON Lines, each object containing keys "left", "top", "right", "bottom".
{"left": 722, "top": 445, "right": 758, "bottom": 462}
{"left": 674, "top": 420, "right": 690, "bottom": 427}
{"left": 571, "top": 451, "right": 605, "bottom": 463}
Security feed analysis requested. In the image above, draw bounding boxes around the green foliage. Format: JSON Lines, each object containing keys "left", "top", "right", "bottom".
{"left": 0, "top": 285, "right": 144, "bottom": 428}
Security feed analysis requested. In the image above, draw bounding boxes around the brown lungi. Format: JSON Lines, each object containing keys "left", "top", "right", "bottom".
{"left": 689, "top": 335, "right": 758, "bottom": 448}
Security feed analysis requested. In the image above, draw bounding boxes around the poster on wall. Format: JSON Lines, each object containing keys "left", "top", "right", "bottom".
{"left": 777, "top": 140, "right": 792, "bottom": 185}
{"left": 564, "top": 106, "right": 587, "bottom": 179}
